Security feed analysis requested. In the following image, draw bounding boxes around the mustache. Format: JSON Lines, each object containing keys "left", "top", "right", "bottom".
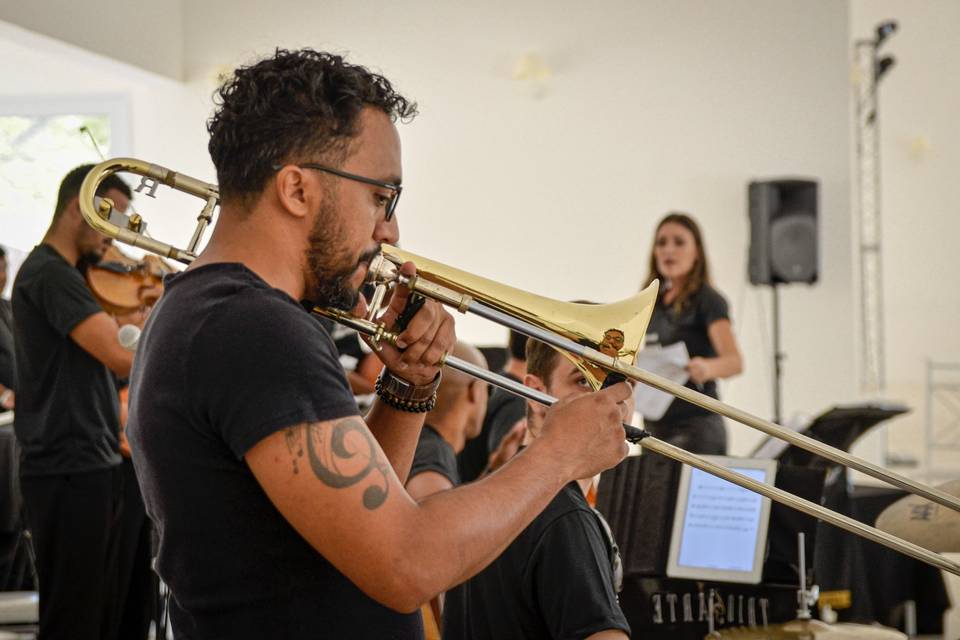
{"left": 356, "top": 247, "right": 381, "bottom": 271}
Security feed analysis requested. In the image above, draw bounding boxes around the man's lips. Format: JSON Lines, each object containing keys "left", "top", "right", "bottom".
{"left": 355, "top": 248, "right": 381, "bottom": 275}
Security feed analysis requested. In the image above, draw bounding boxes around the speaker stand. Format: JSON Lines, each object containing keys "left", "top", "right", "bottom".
{"left": 772, "top": 284, "right": 785, "bottom": 424}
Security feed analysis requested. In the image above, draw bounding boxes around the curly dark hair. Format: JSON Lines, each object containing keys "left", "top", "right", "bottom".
{"left": 208, "top": 49, "right": 417, "bottom": 204}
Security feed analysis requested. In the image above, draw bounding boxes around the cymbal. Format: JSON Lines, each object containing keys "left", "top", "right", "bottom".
{"left": 875, "top": 479, "right": 960, "bottom": 553}
{"left": 707, "top": 619, "right": 906, "bottom": 639}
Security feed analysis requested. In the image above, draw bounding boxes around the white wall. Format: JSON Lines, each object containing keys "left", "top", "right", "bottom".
{"left": 0, "top": 0, "right": 184, "bottom": 79}
{"left": 849, "top": 0, "right": 960, "bottom": 475}
{"left": 2, "top": 1, "right": 856, "bottom": 456}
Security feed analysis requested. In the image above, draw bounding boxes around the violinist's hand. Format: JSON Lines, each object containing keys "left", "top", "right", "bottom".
{"left": 357, "top": 262, "right": 455, "bottom": 386}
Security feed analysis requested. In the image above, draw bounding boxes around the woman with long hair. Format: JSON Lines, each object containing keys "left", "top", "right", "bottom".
{"left": 641, "top": 212, "right": 743, "bottom": 454}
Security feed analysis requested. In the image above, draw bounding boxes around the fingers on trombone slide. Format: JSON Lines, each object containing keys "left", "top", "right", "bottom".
{"left": 377, "top": 261, "right": 419, "bottom": 329}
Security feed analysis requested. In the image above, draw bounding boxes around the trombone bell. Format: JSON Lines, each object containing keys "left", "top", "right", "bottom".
{"left": 377, "top": 245, "right": 659, "bottom": 389}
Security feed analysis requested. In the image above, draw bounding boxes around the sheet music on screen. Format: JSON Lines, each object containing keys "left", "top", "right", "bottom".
{"left": 666, "top": 456, "right": 777, "bottom": 584}
{"left": 678, "top": 467, "right": 767, "bottom": 571}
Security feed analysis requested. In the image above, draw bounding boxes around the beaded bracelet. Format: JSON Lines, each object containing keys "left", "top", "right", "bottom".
{"left": 374, "top": 370, "right": 440, "bottom": 413}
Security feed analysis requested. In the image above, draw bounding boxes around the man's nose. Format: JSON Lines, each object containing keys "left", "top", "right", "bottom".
{"left": 375, "top": 215, "right": 400, "bottom": 246}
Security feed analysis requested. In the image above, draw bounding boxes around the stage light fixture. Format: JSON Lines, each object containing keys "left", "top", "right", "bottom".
{"left": 875, "top": 20, "right": 898, "bottom": 47}
{"left": 876, "top": 56, "right": 896, "bottom": 82}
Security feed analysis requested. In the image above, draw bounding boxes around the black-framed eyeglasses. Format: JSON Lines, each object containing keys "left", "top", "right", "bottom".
{"left": 274, "top": 163, "right": 402, "bottom": 221}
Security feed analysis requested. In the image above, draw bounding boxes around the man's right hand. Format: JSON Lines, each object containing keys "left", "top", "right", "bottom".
{"left": 535, "top": 382, "right": 632, "bottom": 481}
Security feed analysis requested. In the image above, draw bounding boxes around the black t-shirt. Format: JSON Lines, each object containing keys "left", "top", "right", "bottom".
{"left": 646, "top": 284, "right": 730, "bottom": 422}
{"left": 457, "top": 376, "right": 526, "bottom": 483}
{"left": 443, "top": 482, "right": 630, "bottom": 640}
{"left": 0, "top": 298, "right": 15, "bottom": 391}
{"left": 410, "top": 425, "right": 459, "bottom": 486}
{"left": 315, "top": 315, "right": 369, "bottom": 373}
{"left": 12, "top": 244, "right": 121, "bottom": 476}
{"left": 127, "top": 263, "right": 422, "bottom": 640}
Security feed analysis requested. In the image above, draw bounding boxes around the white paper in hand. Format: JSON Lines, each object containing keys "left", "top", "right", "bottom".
{"left": 633, "top": 342, "right": 690, "bottom": 420}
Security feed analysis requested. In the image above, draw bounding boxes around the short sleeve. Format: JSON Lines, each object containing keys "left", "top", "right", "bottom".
{"left": 526, "top": 510, "right": 631, "bottom": 640}
{"left": 190, "top": 290, "right": 359, "bottom": 459}
{"left": 700, "top": 286, "right": 730, "bottom": 327}
{"left": 410, "top": 431, "right": 459, "bottom": 486}
{"left": 37, "top": 261, "right": 103, "bottom": 336}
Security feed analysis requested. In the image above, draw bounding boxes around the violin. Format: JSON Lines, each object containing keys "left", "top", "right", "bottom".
{"left": 85, "top": 246, "right": 175, "bottom": 316}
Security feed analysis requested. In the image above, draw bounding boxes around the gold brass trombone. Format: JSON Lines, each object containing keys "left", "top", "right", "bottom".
{"left": 79, "top": 157, "right": 960, "bottom": 578}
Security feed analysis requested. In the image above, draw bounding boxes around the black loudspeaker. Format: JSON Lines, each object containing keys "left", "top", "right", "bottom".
{"left": 748, "top": 179, "right": 818, "bottom": 285}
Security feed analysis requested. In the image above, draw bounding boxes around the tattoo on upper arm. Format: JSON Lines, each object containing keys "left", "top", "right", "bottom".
{"left": 284, "top": 426, "right": 304, "bottom": 475}
{"left": 284, "top": 418, "right": 391, "bottom": 510}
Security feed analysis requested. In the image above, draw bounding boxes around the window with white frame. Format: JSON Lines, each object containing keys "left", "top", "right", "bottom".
{"left": 0, "top": 95, "right": 130, "bottom": 296}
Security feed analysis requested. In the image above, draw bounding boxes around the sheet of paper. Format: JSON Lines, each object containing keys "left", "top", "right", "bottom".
{"left": 633, "top": 342, "right": 690, "bottom": 421}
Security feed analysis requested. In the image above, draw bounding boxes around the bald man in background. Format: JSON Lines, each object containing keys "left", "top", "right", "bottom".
{"left": 405, "top": 342, "right": 489, "bottom": 636}
{"left": 406, "top": 342, "right": 489, "bottom": 500}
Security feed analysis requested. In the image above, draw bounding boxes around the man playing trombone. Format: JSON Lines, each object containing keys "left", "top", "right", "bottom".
{"left": 126, "top": 48, "right": 633, "bottom": 639}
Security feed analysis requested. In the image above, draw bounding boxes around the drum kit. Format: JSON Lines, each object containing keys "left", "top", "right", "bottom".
{"left": 705, "top": 619, "right": 907, "bottom": 639}
{"left": 877, "top": 479, "right": 960, "bottom": 554}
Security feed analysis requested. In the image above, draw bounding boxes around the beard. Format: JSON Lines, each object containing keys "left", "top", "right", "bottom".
{"left": 76, "top": 253, "right": 99, "bottom": 273}
{"left": 304, "top": 199, "right": 380, "bottom": 311}
{"left": 76, "top": 248, "right": 107, "bottom": 273}
{"left": 77, "top": 230, "right": 111, "bottom": 269}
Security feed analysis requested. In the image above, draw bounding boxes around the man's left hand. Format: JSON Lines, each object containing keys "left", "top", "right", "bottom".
{"left": 360, "top": 261, "right": 455, "bottom": 386}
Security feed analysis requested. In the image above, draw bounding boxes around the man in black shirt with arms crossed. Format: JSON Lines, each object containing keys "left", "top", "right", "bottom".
{"left": 127, "top": 49, "right": 632, "bottom": 639}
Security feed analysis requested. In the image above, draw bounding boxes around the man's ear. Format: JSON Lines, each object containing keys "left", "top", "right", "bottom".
{"left": 524, "top": 373, "right": 545, "bottom": 393}
{"left": 467, "top": 379, "right": 483, "bottom": 404}
{"left": 524, "top": 373, "right": 547, "bottom": 420}
{"left": 273, "top": 166, "right": 312, "bottom": 219}
{"left": 60, "top": 196, "right": 83, "bottom": 228}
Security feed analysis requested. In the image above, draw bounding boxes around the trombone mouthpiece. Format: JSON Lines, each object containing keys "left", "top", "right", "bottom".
{"left": 366, "top": 252, "right": 398, "bottom": 285}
